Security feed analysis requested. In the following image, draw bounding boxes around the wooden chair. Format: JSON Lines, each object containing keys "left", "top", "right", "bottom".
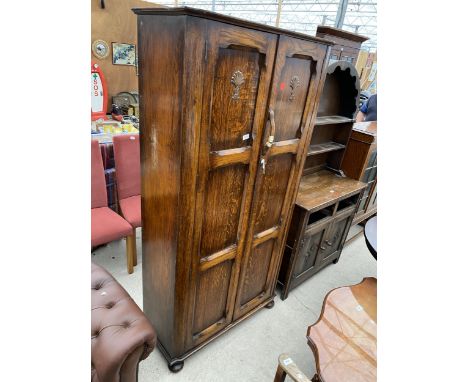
{"left": 91, "top": 140, "right": 136, "bottom": 274}
{"left": 112, "top": 134, "right": 141, "bottom": 267}
{"left": 273, "top": 354, "right": 313, "bottom": 382}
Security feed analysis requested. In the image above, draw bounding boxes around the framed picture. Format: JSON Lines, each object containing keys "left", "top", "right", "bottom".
{"left": 112, "top": 43, "right": 136, "bottom": 66}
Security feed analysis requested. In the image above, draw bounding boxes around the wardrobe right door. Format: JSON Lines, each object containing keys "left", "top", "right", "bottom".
{"left": 234, "top": 36, "right": 329, "bottom": 319}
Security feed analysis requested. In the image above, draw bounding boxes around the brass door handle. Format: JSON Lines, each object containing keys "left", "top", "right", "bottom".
{"left": 260, "top": 108, "right": 276, "bottom": 174}
{"left": 319, "top": 245, "right": 326, "bottom": 251}
{"left": 264, "top": 108, "right": 276, "bottom": 152}
{"left": 325, "top": 240, "right": 333, "bottom": 246}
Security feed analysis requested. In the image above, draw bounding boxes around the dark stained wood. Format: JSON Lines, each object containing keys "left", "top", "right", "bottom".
{"left": 340, "top": 121, "right": 377, "bottom": 228}
{"left": 277, "top": 171, "right": 365, "bottom": 299}
{"left": 134, "top": 6, "right": 335, "bottom": 46}
{"left": 138, "top": 15, "right": 186, "bottom": 357}
{"left": 316, "top": 25, "right": 368, "bottom": 65}
{"left": 307, "top": 141, "right": 345, "bottom": 156}
{"left": 187, "top": 19, "right": 277, "bottom": 350}
{"left": 135, "top": 9, "right": 332, "bottom": 370}
{"left": 296, "top": 170, "right": 365, "bottom": 212}
{"left": 301, "top": 61, "right": 361, "bottom": 175}
{"left": 316, "top": 26, "right": 369, "bottom": 44}
{"left": 278, "top": 58, "right": 367, "bottom": 300}
{"left": 234, "top": 35, "right": 329, "bottom": 320}
{"left": 315, "top": 115, "right": 354, "bottom": 125}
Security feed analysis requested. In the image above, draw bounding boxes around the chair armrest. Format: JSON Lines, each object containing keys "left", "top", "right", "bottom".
{"left": 273, "top": 353, "right": 311, "bottom": 382}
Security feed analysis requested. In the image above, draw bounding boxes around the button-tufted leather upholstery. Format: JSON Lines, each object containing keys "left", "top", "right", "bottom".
{"left": 91, "top": 262, "right": 156, "bottom": 382}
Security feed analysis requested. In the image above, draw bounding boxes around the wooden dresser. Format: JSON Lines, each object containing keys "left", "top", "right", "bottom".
{"left": 341, "top": 121, "right": 377, "bottom": 226}
{"left": 316, "top": 26, "right": 368, "bottom": 65}
{"left": 133, "top": 7, "right": 333, "bottom": 371}
{"left": 277, "top": 61, "right": 366, "bottom": 300}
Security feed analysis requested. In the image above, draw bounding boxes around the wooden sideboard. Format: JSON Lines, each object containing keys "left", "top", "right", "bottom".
{"left": 133, "top": 6, "right": 333, "bottom": 371}
{"left": 277, "top": 61, "right": 366, "bottom": 300}
{"left": 341, "top": 121, "right": 377, "bottom": 226}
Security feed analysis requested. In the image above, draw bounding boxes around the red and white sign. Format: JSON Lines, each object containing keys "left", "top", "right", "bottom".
{"left": 91, "top": 62, "right": 108, "bottom": 121}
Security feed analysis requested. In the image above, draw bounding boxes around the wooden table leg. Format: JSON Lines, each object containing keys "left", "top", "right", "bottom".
{"left": 132, "top": 228, "right": 137, "bottom": 266}
{"left": 126, "top": 233, "right": 136, "bottom": 274}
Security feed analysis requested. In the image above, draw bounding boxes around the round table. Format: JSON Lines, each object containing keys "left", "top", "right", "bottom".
{"left": 364, "top": 216, "right": 377, "bottom": 259}
{"left": 307, "top": 277, "right": 377, "bottom": 382}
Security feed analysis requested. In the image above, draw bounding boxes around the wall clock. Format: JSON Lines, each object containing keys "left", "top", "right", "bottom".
{"left": 92, "top": 40, "right": 110, "bottom": 59}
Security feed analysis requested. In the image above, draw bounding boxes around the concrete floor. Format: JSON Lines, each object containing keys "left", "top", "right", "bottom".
{"left": 92, "top": 226, "right": 376, "bottom": 381}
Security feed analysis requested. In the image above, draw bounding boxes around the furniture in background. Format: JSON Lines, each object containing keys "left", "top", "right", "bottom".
{"left": 341, "top": 121, "right": 377, "bottom": 227}
{"left": 91, "top": 262, "right": 156, "bottom": 382}
{"left": 99, "top": 141, "right": 119, "bottom": 212}
{"left": 277, "top": 61, "right": 366, "bottom": 300}
{"left": 364, "top": 216, "right": 377, "bottom": 259}
{"left": 307, "top": 277, "right": 377, "bottom": 382}
{"left": 113, "top": 134, "right": 141, "bottom": 269}
{"left": 278, "top": 173, "right": 365, "bottom": 300}
{"left": 91, "top": 140, "right": 136, "bottom": 274}
{"left": 133, "top": 6, "right": 333, "bottom": 371}
{"left": 315, "top": 26, "right": 368, "bottom": 65}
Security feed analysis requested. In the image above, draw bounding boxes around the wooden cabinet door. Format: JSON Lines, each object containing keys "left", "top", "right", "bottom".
{"left": 317, "top": 212, "right": 353, "bottom": 265}
{"left": 186, "top": 22, "right": 277, "bottom": 348}
{"left": 234, "top": 36, "right": 328, "bottom": 319}
{"left": 293, "top": 223, "right": 328, "bottom": 278}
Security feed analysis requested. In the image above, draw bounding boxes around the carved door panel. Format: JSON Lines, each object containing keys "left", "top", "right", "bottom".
{"left": 317, "top": 212, "right": 353, "bottom": 265}
{"left": 234, "top": 36, "right": 327, "bottom": 319}
{"left": 293, "top": 223, "right": 327, "bottom": 277}
{"left": 186, "top": 22, "right": 277, "bottom": 348}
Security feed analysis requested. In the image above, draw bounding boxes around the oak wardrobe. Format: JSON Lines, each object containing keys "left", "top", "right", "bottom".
{"left": 133, "top": 7, "right": 332, "bottom": 371}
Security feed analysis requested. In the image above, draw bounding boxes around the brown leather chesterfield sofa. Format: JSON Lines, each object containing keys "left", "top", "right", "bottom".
{"left": 91, "top": 262, "right": 156, "bottom": 382}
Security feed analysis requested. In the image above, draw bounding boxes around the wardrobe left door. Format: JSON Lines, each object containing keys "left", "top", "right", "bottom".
{"left": 185, "top": 20, "right": 277, "bottom": 349}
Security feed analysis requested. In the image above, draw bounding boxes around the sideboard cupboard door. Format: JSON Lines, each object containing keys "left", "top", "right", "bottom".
{"left": 317, "top": 211, "right": 353, "bottom": 265}
{"left": 293, "top": 223, "right": 328, "bottom": 278}
{"left": 234, "top": 36, "right": 329, "bottom": 319}
{"left": 186, "top": 22, "right": 277, "bottom": 347}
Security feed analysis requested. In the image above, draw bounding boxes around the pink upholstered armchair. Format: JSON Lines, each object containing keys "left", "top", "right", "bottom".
{"left": 112, "top": 134, "right": 141, "bottom": 264}
{"left": 91, "top": 140, "right": 137, "bottom": 274}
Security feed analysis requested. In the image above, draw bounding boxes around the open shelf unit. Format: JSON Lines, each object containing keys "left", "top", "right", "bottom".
{"left": 307, "top": 141, "right": 346, "bottom": 156}
{"left": 315, "top": 115, "right": 355, "bottom": 126}
{"left": 304, "top": 61, "right": 361, "bottom": 173}
{"left": 279, "top": 60, "right": 366, "bottom": 300}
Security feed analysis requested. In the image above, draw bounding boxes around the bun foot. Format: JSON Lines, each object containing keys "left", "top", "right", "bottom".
{"left": 168, "top": 360, "right": 184, "bottom": 373}
{"left": 332, "top": 258, "right": 339, "bottom": 264}
{"left": 265, "top": 300, "right": 275, "bottom": 309}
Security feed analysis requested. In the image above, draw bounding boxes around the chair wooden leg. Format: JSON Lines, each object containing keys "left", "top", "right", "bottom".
{"left": 126, "top": 234, "right": 136, "bottom": 274}
{"left": 132, "top": 228, "right": 137, "bottom": 266}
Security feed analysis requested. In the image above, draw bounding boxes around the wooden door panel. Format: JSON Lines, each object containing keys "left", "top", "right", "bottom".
{"left": 253, "top": 154, "right": 294, "bottom": 234}
{"left": 192, "top": 261, "right": 233, "bottom": 337}
{"left": 319, "top": 214, "right": 352, "bottom": 264}
{"left": 234, "top": 36, "right": 328, "bottom": 319}
{"left": 239, "top": 238, "right": 275, "bottom": 305}
{"left": 273, "top": 56, "right": 315, "bottom": 142}
{"left": 187, "top": 22, "right": 277, "bottom": 347}
{"left": 210, "top": 47, "right": 262, "bottom": 151}
{"left": 200, "top": 164, "right": 248, "bottom": 256}
{"left": 293, "top": 227, "right": 326, "bottom": 277}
